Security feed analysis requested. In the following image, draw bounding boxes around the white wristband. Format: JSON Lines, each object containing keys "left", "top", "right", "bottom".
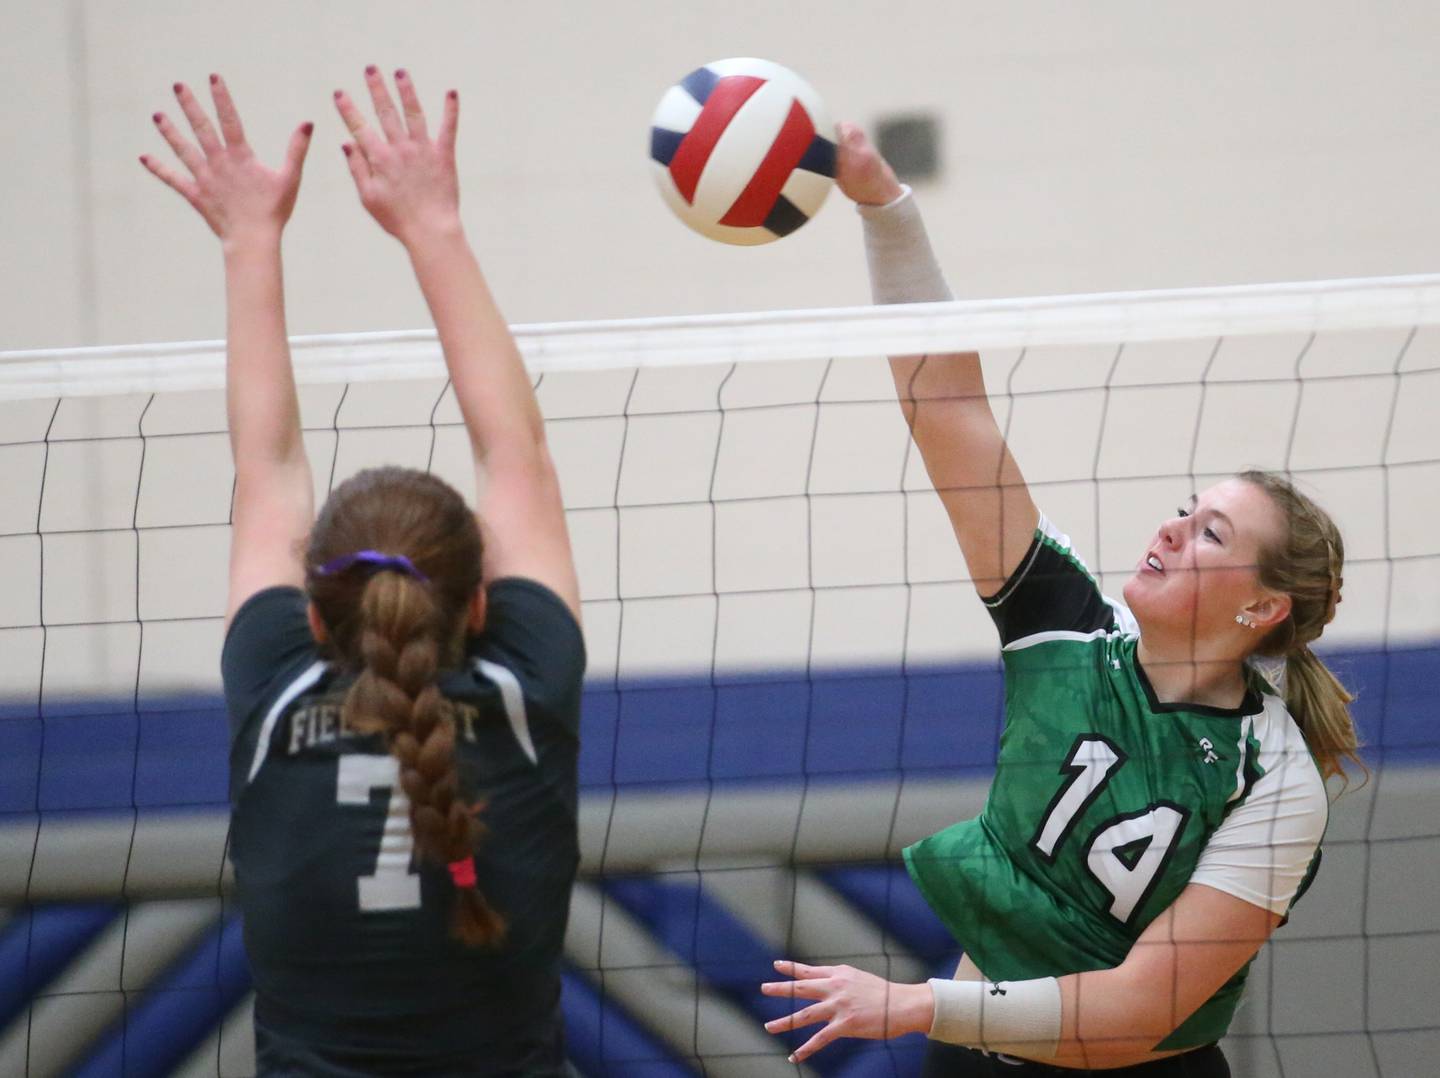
{"left": 927, "top": 976, "right": 1062, "bottom": 1059}
{"left": 856, "top": 185, "right": 954, "bottom": 306}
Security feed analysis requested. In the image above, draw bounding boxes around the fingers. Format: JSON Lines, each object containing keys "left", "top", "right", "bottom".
{"left": 760, "top": 978, "right": 830, "bottom": 1000}
{"left": 208, "top": 73, "right": 246, "bottom": 147}
{"left": 763, "top": 1001, "right": 830, "bottom": 1034}
{"left": 363, "top": 64, "right": 406, "bottom": 142}
{"left": 341, "top": 141, "right": 371, "bottom": 190}
{"left": 333, "top": 89, "right": 386, "bottom": 160}
{"left": 282, "top": 121, "right": 315, "bottom": 180}
{"left": 138, "top": 153, "right": 200, "bottom": 211}
{"left": 340, "top": 67, "right": 454, "bottom": 154}
{"left": 437, "top": 89, "right": 459, "bottom": 158}
{"left": 837, "top": 121, "right": 868, "bottom": 149}
{"left": 773, "top": 959, "right": 831, "bottom": 980}
{"left": 393, "top": 69, "right": 428, "bottom": 140}
{"left": 151, "top": 111, "right": 206, "bottom": 176}
{"left": 791, "top": 1023, "right": 843, "bottom": 1063}
{"left": 173, "top": 81, "right": 223, "bottom": 156}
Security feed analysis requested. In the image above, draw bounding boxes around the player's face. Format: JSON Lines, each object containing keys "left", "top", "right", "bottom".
{"left": 1122, "top": 478, "right": 1286, "bottom": 647}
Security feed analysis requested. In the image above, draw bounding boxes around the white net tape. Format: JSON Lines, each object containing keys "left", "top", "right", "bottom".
{"left": 4, "top": 273, "right": 1440, "bottom": 399}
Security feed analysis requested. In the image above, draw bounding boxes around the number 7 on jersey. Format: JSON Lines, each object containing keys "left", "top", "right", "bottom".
{"left": 336, "top": 754, "right": 423, "bottom": 911}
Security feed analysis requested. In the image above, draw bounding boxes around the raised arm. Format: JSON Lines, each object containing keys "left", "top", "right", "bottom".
{"left": 763, "top": 882, "right": 1278, "bottom": 1068}
{"left": 333, "top": 68, "right": 579, "bottom": 621}
{"left": 141, "top": 76, "right": 315, "bottom": 626}
{"left": 836, "top": 124, "right": 1037, "bottom": 596}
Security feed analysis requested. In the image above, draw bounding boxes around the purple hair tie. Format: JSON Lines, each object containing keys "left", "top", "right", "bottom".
{"left": 315, "top": 550, "right": 429, "bottom": 584}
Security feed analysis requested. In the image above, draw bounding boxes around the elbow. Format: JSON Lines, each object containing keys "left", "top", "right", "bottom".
{"left": 477, "top": 437, "right": 561, "bottom": 489}
{"left": 1110, "top": 960, "right": 1188, "bottom": 1045}
{"left": 234, "top": 445, "right": 311, "bottom": 489}
{"left": 1062, "top": 965, "right": 1179, "bottom": 1062}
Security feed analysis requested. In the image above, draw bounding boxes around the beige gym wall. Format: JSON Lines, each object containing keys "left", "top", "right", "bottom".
{"left": 4, "top": 0, "right": 1438, "bottom": 350}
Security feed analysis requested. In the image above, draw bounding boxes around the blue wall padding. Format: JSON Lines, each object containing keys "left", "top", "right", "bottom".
{"left": 133, "top": 706, "right": 231, "bottom": 808}
{"left": 829, "top": 1036, "right": 933, "bottom": 1078}
{"left": 818, "top": 865, "right": 959, "bottom": 969}
{"left": 69, "top": 911, "right": 249, "bottom": 1078}
{"left": 806, "top": 677, "right": 910, "bottom": 776}
{"left": 710, "top": 681, "right": 813, "bottom": 781}
{"left": 898, "top": 668, "right": 1008, "bottom": 772}
{"left": 578, "top": 688, "right": 620, "bottom": 793}
{"left": 602, "top": 874, "right": 865, "bottom": 1074}
{"left": 6, "top": 646, "right": 1430, "bottom": 814}
{"left": 0, "top": 903, "right": 120, "bottom": 1028}
{"left": 611, "top": 685, "right": 721, "bottom": 785}
{"left": 37, "top": 712, "right": 138, "bottom": 811}
{"left": 561, "top": 966, "right": 696, "bottom": 1078}
{"left": 0, "top": 718, "right": 42, "bottom": 811}
{"left": 1378, "top": 649, "right": 1440, "bottom": 755}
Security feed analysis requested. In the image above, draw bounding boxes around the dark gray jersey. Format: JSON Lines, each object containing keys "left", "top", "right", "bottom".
{"left": 222, "top": 578, "right": 584, "bottom": 1070}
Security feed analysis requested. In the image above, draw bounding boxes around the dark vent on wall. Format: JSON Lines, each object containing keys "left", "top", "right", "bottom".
{"left": 875, "top": 113, "right": 940, "bottom": 183}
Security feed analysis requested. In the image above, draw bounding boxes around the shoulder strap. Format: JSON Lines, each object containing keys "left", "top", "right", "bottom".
{"left": 474, "top": 657, "right": 538, "bottom": 765}
{"left": 246, "top": 660, "right": 328, "bottom": 784}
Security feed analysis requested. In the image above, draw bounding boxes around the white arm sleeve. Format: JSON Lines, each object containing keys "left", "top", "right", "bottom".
{"left": 928, "top": 976, "right": 1062, "bottom": 1058}
{"left": 856, "top": 186, "right": 954, "bottom": 305}
{"left": 1188, "top": 700, "right": 1329, "bottom": 916}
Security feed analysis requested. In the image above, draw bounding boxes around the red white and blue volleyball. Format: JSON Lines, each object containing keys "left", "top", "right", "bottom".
{"left": 650, "top": 58, "right": 837, "bottom": 245}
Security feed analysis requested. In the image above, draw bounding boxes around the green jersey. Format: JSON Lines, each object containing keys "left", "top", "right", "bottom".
{"left": 904, "top": 516, "right": 1328, "bottom": 1050}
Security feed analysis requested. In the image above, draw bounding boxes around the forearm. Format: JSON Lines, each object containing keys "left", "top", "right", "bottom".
{"left": 1047, "top": 887, "right": 1279, "bottom": 1068}
{"left": 926, "top": 961, "right": 1201, "bottom": 1069}
{"left": 853, "top": 189, "right": 1031, "bottom": 582}
{"left": 223, "top": 234, "right": 308, "bottom": 475}
{"left": 403, "top": 224, "right": 544, "bottom": 464}
{"left": 860, "top": 190, "right": 1035, "bottom": 589}
{"left": 860, "top": 187, "right": 994, "bottom": 406}
{"left": 822, "top": 969, "right": 1140, "bottom": 1058}
{"left": 1049, "top": 967, "right": 1183, "bottom": 1069}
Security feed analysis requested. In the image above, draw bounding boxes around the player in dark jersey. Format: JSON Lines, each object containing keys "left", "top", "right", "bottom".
{"left": 760, "top": 126, "right": 1360, "bottom": 1075}
{"left": 143, "top": 69, "right": 583, "bottom": 1075}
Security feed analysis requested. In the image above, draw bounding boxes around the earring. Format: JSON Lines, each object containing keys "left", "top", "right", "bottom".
{"left": 1235, "top": 613, "right": 1256, "bottom": 629}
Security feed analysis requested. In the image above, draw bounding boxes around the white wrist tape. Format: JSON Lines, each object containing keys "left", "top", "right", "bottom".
{"left": 927, "top": 977, "right": 1062, "bottom": 1059}
{"left": 856, "top": 185, "right": 954, "bottom": 305}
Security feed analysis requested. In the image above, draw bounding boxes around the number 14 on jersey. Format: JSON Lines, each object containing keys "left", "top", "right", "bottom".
{"left": 1032, "top": 735, "right": 1190, "bottom": 925}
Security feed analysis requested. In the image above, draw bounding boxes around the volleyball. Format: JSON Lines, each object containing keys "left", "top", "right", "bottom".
{"left": 649, "top": 57, "right": 837, "bottom": 245}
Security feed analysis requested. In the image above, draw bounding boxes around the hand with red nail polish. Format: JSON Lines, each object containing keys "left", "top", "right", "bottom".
{"left": 333, "top": 66, "right": 460, "bottom": 247}
{"left": 141, "top": 73, "right": 313, "bottom": 247}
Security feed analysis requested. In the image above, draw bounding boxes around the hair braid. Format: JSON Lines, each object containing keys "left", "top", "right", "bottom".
{"left": 342, "top": 571, "right": 506, "bottom": 946}
{"left": 308, "top": 467, "right": 504, "bottom": 946}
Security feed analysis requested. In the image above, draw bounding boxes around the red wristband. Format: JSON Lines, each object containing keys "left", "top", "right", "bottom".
{"left": 448, "top": 858, "right": 477, "bottom": 888}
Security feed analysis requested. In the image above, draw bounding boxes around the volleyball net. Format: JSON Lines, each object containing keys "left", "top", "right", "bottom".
{"left": 1, "top": 275, "right": 1437, "bottom": 1077}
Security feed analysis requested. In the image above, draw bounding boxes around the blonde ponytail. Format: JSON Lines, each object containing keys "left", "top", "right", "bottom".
{"left": 1283, "top": 645, "right": 1360, "bottom": 783}
{"left": 1239, "top": 470, "right": 1365, "bottom": 784}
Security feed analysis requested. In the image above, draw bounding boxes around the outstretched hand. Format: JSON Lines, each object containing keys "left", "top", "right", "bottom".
{"left": 760, "top": 959, "right": 932, "bottom": 1063}
{"left": 141, "top": 75, "right": 312, "bottom": 243}
{"left": 834, "top": 122, "right": 905, "bottom": 208}
{"left": 334, "top": 66, "right": 461, "bottom": 246}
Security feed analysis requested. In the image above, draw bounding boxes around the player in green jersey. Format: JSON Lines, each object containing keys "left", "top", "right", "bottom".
{"left": 761, "top": 127, "right": 1360, "bottom": 1076}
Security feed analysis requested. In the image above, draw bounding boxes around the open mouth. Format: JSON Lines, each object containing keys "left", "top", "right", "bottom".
{"left": 1144, "top": 554, "right": 1163, "bottom": 573}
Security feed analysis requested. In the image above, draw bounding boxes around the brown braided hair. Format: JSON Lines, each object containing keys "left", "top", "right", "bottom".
{"left": 1238, "top": 470, "right": 1363, "bottom": 784}
{"left": 306, "top": 466, "right": 505, "bottom": 946}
